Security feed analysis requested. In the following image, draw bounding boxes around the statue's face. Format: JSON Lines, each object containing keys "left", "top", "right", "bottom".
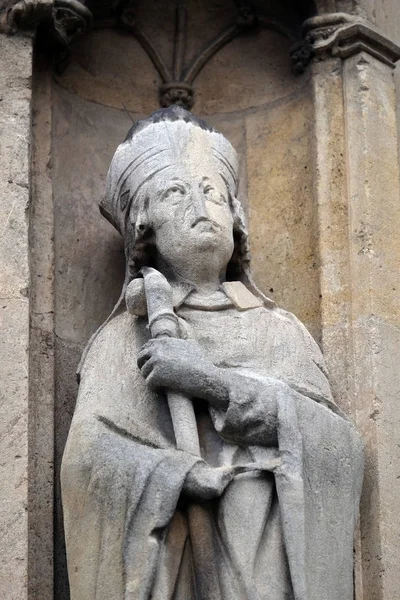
{"left": 146, "top": 164, "right": 235, "bottom": 275}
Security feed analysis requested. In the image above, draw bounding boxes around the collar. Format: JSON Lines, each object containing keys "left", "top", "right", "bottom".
{"left": 172, "top": 280, "right": 264, "bottom": 312}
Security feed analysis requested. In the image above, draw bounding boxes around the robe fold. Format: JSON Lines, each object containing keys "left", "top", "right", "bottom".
{"left": 61, "top": 301, "right": 363, "bottom": 600}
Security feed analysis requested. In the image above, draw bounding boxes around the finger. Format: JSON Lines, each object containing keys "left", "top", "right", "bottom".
{"left": 140, "top": 357, "right": 155, "bottom": 380}
{"left": 214, "top": 473, "right": 234, "bottom": 495}
{"left": 137, "top": 348, "right": 152, "bottom": 369}
{"left": 139, "top": 339, "right": 158, "bottom": 353}
{"left": 209, "top": 467, "right": 234, "bottom": 491}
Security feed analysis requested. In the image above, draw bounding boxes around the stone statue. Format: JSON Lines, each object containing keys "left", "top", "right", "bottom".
{"left": 61, "top": 106, "right": 364, "bottom": 600}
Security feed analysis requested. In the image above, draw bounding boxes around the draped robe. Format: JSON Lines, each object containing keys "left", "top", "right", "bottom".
{"left": 61, "top": 294, "right": 363, "bottom": 600}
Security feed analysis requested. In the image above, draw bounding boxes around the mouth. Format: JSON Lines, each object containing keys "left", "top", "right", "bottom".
{"left": 191, "top": 217, "right": 221, "bottom": 231}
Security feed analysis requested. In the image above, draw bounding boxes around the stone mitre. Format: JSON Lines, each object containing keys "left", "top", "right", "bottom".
{"left": 100, "top": 105, "right": 239, "bottom": 238}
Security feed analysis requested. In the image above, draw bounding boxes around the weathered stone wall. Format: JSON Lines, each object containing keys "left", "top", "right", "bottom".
{"left": 29, "top": 54, "right": 55, "bottom": 600}
{"left": 0, "top": 33, "right": 32, "bottom": 600}
{"left": 315, "top": 0, "right": 400, "bottom": 40}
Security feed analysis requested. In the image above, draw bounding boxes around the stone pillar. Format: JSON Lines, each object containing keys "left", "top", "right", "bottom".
{"left": 305, "top": 13, "right": 400, "bottom": 600}
{"left": 0, "top": 33, "right": 33, "bottom": 599}
{"left": 0, "top": 5, "right": 91, "bottom": 598}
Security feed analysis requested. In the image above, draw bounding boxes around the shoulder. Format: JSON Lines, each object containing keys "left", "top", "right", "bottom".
{"left": 78, "top": 309, "right": 145, "bottom": 380}
{"left": 258, "top": 304, "right": 329, "bottom": 378}
{"left": 254, "top": 303, "right": 309, "bottom": 334}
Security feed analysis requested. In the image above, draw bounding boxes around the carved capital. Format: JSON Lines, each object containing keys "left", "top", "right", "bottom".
{"left": 292, "top": 13, "right": 400, "bottom": 71}
{"left": 51, "top": 0, "right": 91, "bottom": 44}
{"left": 159, "top": 82, "right": 194, "bottom": 110}
{"left": 0, "top": 0, "right": 91, "bottom": 69}
{"left": 0, "top": 0, "right": 50, "bottom": 32}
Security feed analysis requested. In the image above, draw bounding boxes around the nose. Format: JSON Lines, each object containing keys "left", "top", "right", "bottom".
{"left": 190, "top": 188, "right": 209, "bottom": 222}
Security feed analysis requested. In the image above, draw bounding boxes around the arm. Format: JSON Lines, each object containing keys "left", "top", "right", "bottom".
{"left": 137, "top": 338, "right": 286, "bottom": 446}
{"left": 138, "top": 328, "right": 343, "bottom": 448}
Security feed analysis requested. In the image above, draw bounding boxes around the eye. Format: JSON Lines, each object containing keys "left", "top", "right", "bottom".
{"left": 203, "top": 185, "right": 228, "bottom": 206}
{"left": 163, "top": 184, "right": 185, "bottom": 199}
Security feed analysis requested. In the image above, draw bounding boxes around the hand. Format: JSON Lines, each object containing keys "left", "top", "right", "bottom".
{"left": 183, "top": 462, "right": 235, "bottom": 500}
{"left": 137, "top": 337, "right": 217, "bottom": 397}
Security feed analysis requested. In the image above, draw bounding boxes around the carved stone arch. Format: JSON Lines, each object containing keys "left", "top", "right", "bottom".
{"left": 0, "top": 0, "right": 320, "bottom": 108}
{"left": 99, "top": 0, "right": 319, "bottom": 109}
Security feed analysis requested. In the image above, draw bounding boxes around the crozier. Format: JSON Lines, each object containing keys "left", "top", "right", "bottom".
{"left": 61, "top": 105, "right": 364, "bottom": 600}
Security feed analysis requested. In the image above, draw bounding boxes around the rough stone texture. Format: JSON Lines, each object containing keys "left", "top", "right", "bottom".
{"left": 309, "top": 56, "right": 351, "bottom": 412}
{"left": 54, "top": 339, "right": 81, "bottom": 600}
{"left": 48, "top": 10, "right": 324, "bottom": 592}
{"left": 0, "top": 33, "right": 32, "bottom": 600}
{"left": 356, "top": 0, "right": 400, "bottom": 44}
{"left": 245, "top": 85, "right": 321, "bottom": 341}
{"left": 52, "top": 22, "right": 317, "bottom": 342}
{"left": 52, "top": 87, "right": 126, "bottom": 348}
{"left": 57, "top": 4, "right": 303, "bottom": 116}
{"left": 50, "top": 85, "right": 127, "bottom": 597}
{"left": 1, "top": 0, "right": 397, "bottom": 597}
{"left": 314, "top": 0, "right": 400, "bottom": 45}
{"left": 28, "top": 55, "right": 54, "bottom": 600}
{"left": 343, "top": 52, "right": 400, "bottom": 600}
{"left": 310, "top": 43, "right": 400, "bottom": 600}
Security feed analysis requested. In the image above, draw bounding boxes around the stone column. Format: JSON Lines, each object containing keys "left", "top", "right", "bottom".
{"left": 0, "top": 33, "right": 33, "bottom": 599}
{"left": 0, "top": 5, "right": 91, "bottom": 598}
{"left": 305, "top": 13, "right": 400, "bottom": 600}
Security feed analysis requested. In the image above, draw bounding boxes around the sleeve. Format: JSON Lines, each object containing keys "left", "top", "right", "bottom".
{"left": 209, "top": 313, "right": 347, "bottom": 447}
{"left": 209, "top": 371, "right": 297, "bottom": 446}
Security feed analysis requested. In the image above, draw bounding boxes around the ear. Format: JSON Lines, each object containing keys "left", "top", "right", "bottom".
{"left": 133, "top": 192, "right": 152, "bottom": 240}
{"left": 135, "top": 220, "right": 148, "bottom": 238}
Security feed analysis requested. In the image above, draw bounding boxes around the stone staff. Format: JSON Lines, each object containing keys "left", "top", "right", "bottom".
{"left": 140, "top": 266, "right": 201, "bottom": 456}
{"left": 139, "top": 266, "right": 273, "bottom": 597}
{"left": 140, "top": 266, "right": 225, "bottom": 597}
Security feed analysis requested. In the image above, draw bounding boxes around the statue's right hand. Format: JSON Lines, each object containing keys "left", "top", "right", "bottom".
{"left": 182, "top": 462, "right": 235, "bottom": 500}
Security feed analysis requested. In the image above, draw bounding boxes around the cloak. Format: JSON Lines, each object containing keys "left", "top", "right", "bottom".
{"left": 61, "top": 299, "right": 363, "bottom": 600}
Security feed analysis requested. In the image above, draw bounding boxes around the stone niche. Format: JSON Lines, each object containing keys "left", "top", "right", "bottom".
{"left": 31, "top": 0, "right": 318, "bottom": 595}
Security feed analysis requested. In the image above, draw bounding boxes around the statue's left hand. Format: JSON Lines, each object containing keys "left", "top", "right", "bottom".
{"left": 137, "top": 338, "right": 219, "bottom": 399}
